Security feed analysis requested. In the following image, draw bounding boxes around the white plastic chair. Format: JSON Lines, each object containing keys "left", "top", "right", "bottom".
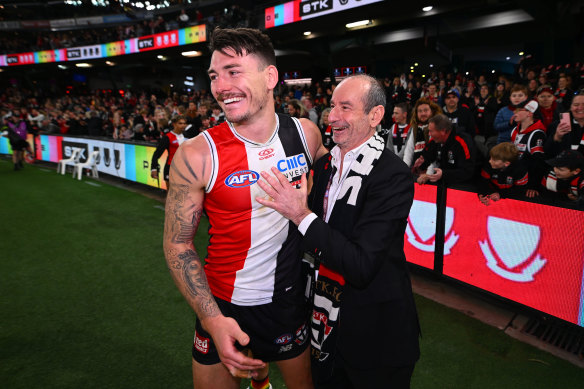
{"left": 57, "top": 148, "right": 82, "bottom": 175}
{"left": 72, "top": 150, "right": 99, "bottom": 180}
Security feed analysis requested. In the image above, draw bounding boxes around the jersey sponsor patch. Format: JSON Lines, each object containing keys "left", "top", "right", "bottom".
{"left": 276, "top": 153, "right": 309, "bottom": 181}
{"left": 259, "top": 148, "right": 275, "bottom": 160}
{"left": 225, "top": 170, "right": 260, "bottom": 188}
{"left": 194, "top": 331, "right": 210, "bottom": 354}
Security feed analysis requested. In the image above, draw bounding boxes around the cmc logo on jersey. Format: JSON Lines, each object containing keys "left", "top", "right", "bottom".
{"left": 277, "top": 153, "right": 308, "bottom": 180}
{"left": 225, "top": 170, "right": 260, "bottom": 188}
{"left": 258, "top": 148, "right": 275, "bottom": 160}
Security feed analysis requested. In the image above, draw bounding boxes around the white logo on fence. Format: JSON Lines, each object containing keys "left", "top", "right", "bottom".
{"left": 406, "top": 200, "right": 459, "bottom": 254}
{"left": 479, "top": 216, "right": 546, "bottom": 282}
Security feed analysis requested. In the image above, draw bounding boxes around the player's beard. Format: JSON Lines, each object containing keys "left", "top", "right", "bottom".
{"left": 223, "top": 88, "right": 270, "bottom": 125}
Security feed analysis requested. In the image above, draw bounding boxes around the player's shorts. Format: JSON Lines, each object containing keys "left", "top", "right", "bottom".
{"left": 163, "top": 164, "right": 170, "bottom": 181}
{"left": 192, "top": 284, "right": 310, "bottom": 365}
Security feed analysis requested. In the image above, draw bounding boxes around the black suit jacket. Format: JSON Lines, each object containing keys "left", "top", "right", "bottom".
{"left": 304, "top": 149, "right": 420, "bottom": 369}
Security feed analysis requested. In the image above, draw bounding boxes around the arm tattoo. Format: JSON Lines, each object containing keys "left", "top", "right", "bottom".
{"left": 181, "top": 152, "right": 199, "bottom": 181}
{"left": 165, "top": 183, "right": 203, "bottom": 244}
{"left": 177, "top": 249, "right": 220, "bottom": 318}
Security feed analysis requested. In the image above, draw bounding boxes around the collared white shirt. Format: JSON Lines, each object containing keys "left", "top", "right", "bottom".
{"left": 298, "top": 140, "right": 371, "bottom": 235}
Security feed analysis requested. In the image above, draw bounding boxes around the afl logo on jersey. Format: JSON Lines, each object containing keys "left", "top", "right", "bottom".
{"left": 225, "top": 170, "right": 260, "bottom": 188}
{"left": 258, "top": 148, "right": 275, "bottom": 160}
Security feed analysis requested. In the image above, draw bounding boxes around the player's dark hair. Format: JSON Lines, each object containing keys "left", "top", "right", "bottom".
{"left": 209, "top": 27, "right": 276, "bottom": 68}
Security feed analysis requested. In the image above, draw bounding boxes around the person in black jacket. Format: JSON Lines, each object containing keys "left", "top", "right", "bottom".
{"left": 442, "top": 88, "right": 476, "bottom": 136}
{"left": 414, "top": 113, "right": 476, "bottom": 186}
{"left": 257, "top": 74, "right": 420, "bottom": 389}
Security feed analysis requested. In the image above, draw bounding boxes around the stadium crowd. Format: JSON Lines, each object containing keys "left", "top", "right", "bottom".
{"left": 2, "top": 61, "right": 583, "bottom": 209}
{"left": 0, "top": 4, "right": 252, "bottom": 55}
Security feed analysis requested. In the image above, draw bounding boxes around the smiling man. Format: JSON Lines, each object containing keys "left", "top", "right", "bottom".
{"left": 163, "top": 28, "right": 326, "bottom": 389}
{"left": 256, "top": 75, "right": 421, "bottom": 389}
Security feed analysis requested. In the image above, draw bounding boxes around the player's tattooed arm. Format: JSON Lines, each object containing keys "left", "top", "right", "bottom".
{"left": 163, "top": 144, "right": 219, "bottom": 320}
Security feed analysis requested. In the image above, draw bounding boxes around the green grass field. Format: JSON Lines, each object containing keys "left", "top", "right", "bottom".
{"left": 1, "top": 158, "right": 583, "bottom": 388}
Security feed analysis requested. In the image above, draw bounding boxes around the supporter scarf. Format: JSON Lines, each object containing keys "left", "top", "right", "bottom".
{"left": 310, "top": 134, "right": 384, "bottom": 384}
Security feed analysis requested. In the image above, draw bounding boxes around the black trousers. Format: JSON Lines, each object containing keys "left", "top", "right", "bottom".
{"left": 316, "top": 358, "right": 416, "bottom": 389}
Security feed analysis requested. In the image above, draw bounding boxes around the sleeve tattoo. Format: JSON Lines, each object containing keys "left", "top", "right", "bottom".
{"left": 164, "top": 183, "right": 220, "bottom": 319}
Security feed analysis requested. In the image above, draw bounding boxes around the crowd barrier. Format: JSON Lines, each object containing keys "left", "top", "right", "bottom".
{"left": 407, "top": 184, "right": 584, "bottom": 328}
{"left": 3, "top": 133, "right": 583, "bottom": 328}
{"left": 0, "top": 133, "right": 168, "bottom": 190}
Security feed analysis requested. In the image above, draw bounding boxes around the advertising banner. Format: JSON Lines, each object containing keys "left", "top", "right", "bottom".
{"left": 264, "top": 0, "right": 383, "bottom": 29}
{"left": 441, "top": 189, "right": 584, "bottom": 326}
{"left": 31, "top": 135, "right": 167, "bottom": 190}
{"left": 0, "top": 25, "right": 206, "bottom": 67}
{"left": 404, "top": 183, "right": 438, "bottom": 270}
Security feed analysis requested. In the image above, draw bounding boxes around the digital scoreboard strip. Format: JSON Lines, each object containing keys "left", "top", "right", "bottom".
{"left": 0, "top": 24, "right": 206, "bottom": 67}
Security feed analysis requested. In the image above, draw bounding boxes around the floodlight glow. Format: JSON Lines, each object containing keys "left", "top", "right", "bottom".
{"left": 346, "top": 20, "right": 370, "bottom": 28}
{"left": 181, "top": 51, "right": 201, "bottom": 57}
{"left": 423, "top": 6, "right": 433, "bottom": 12}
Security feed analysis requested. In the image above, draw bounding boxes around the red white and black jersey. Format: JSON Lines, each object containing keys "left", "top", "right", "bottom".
{"left": 478, "top": 160, "right": 529, "bottom": 198}
{"left": 541, "top": 170, "right": 584, "bottom": 198}
{"left": 391, "top": 123, "right": 410, "bottom": 154}
{"left": 151, "top": 131, "right": 185, "bottom": 171}
{"left": 201, "top": 114, "right": 312, "bottom": 306}
{"left": 511, "top": 120, "right": 546, "bottom": 160}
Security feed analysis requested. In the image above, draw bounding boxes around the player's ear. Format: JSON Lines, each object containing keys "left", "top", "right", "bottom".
{"left": 266, "top": 65, "right": 279, "bottom": 89}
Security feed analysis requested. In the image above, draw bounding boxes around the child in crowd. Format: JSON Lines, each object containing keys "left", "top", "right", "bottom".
{"left": 538, "top": 149, "right": 584, "bottom": 205}
{"left": 510, "top": 100, "right": 548, "bottom": 197}
{"left": 478, "top": 142, "right": 529, "bottom": 205}
{"left": 494, "top": 84, "right": 529, "bottom": 143}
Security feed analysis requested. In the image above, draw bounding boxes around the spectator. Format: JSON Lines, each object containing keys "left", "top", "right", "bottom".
{"left": 478, "top": 142, "right": 528, "bottom": 205}
{"left": 27, "top": 108, "right": 45, "bottom": 129}
{"left": 86, "top": 110, "right": 103, "bottom": 137}
{"left": 177, "top": 9, "right": 190, "bottom": 28}
{"left": 555, "top": 75, "right": 574, "bottom": 110}
{"left": 209, "top": 104, "right": 225, "bottom": 126}
{"left": 118, "top": 124, "right": 133, "bottom": 140}
{"left": 414, "top": 113, "right": 475, "bottom": 186}
{"left": 494, "top": 84, "right": 529, "bottom": 144}
{"left": 460, "top": 81, "right": 477, "bottom": 111}
{"left": 318, "top": 107, "right": 335, "bottom": 150}
{"left": 133, "top": 123, "right": 147, "bottom": 141}
{"left": 539, "top": 149, "right": 584, "bottom": 206}
{"left": 510, "top": 100, "right": 547, "bottom": 197}
{"left": 493, "top": 81, "right": 509, "bottom": 110}
{"left": 421, "top": 83, "right": 439, "bottom": 104}
{"left": 301, "top": 95, "right": 319, "bottom": 124}
{"left": 536, "top": 85, "right": 560, "bottom": 129}
{"left": 442, "top": 88, "right": 476, "bottom": 136}
{"left": 473, "top": 84, "right": 499, "bottom": 158}
{"left": 402, "top": 98, "right": 442, "bottom": 167}
{"left": 527, "top": 79, "right": 539, "bottom": 99}
{"left": 404, "top": 80, "right": 420, "bottom": 105}
{"left": 287, "top": 99, "right": 305, "bottom": 119}
{"left": 386, "top": 76, "right": 405, "bottom": 110}
{"left": 384, "top": 102, "right": 410, "bottom": 156}
{"left": 545, "top": 93, "right": 584, "bottom": 157}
